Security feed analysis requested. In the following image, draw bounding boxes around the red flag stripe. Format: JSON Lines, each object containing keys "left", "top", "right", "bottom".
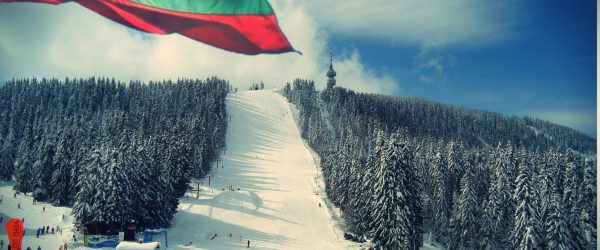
{"left": 2, "top": 0, "right": 297, "bottom": 55}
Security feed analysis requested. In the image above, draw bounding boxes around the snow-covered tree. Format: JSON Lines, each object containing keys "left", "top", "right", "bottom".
{"left": 371, "top": 131, "right": 420, "bottom": 249}
{"left": 581, "top": 159, "right": 596, "bottom": 248}
{"left": 545, "top": 192, "right": 570, "bottom": 249}
{"left": 431, "top": 147, "right": 451, "bottom": 244}
{"left": 50, "top": 128, "right": 74, "bottom": 206}
{"left": 511, "top": 157, "right": 542, "bottom": 250}
{"left": 562, "top": 149, "right": 586, "bottom": 249}
{"left": 452, "top": 154, "right": 480, "bottom": 249}
{"left": 483, "top": 143, "right": 516, "bottom": 248}
{"left": 72, "top": 147, "right": 103, "bottom": 224}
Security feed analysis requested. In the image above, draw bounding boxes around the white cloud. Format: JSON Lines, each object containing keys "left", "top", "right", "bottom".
{"left": 301, "top": 0, "right": 518, "bottom": 47}
{"left": 415, "top": 45, "right": 456, "bottom": 84}
{"left": 333, "top": 49, "right": 398, "bottom": 94}
{"left": 0, "top": 0, "right": 398, "bottom": 94}
{"left": 301, "top": 0, "right": 519, "bottom": 84}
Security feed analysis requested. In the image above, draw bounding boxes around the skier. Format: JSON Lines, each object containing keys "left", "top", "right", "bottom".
{"left": 247, "top": 240, "right": 250, "bottom": 248}
{"left": 37, "top": 246, "right": 41, "bottom": 250}
{"left": 46, "top": 226, "right": 50, "bottom": 232}
{"left": 64, "top": 243, "right": 68, "bottom": 250}
{"left": 36, "top": 228, "right": 40, "bottom": 238}
{"left": 52, "top": 228, "right": 55, "bottom": 234}
{"left": 18, "top": 203, "right": 20, "bottom": 209}
{"left": 0, "top": 239, "right": 4, "bottom": 249}
{"left": 319, "top": 203, "right": 321, "bottom": 208}
{"left": 42, "top": 227, "right": 45, "bottom": 235}
{"left": 26, "top": 247, "right": 31, "bottom": 250}
{"left": 43, "top": 207, "right": 45, "bottom": 212}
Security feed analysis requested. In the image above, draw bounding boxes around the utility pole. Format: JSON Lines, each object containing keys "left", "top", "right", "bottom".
{"left": 196, "top": 181, "right": 200, "bottom": 198}
{"left": 234, "top": 88, "right": 238, "bottom": 107}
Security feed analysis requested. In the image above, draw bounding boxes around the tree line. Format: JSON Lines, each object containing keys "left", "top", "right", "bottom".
{"left": 283, "top": 79, "right": 596, "bottom": 249}
{"left": 0, "top": 77, "right": 228, "bottom": 228}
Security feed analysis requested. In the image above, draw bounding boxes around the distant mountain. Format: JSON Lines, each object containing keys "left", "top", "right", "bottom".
{"left": 285, "top": 80, "right": 594, "bottom": 154}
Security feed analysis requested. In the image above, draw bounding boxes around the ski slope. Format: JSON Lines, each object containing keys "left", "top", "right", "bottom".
{"left": 168, "top": 89, "right": 354, "bottom": 249}
{"left": 0, "top": 183, "right": 77, "bottom": 250}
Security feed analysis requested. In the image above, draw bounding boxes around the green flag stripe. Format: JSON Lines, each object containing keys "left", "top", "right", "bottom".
{"left": 128, "top": 0, "right": 274, "bottom": 15}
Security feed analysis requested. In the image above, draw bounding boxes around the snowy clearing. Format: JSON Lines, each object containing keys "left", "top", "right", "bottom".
{"left": 167, "top": 89, "right": 354, "bottom": 249}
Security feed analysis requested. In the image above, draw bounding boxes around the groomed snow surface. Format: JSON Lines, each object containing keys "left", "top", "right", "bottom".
{"left": 0, "top": 90, "right": 441, "bottom": 249}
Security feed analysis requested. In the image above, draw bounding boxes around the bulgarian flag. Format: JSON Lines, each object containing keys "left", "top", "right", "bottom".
{"left": 1, "top": 0, "right": 298, "bottom": 55}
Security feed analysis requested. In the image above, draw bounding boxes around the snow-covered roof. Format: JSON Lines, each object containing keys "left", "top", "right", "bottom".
{"left": 115, "top": 241, "right": 159, "bottom": 250}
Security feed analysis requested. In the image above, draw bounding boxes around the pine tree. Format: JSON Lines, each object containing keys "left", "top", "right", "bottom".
{"left": 50, "top": 129, "right": 74, "bottom": 206}
{"left": 357, "top": 130, "right": 386, "bottom": 236}
{"left": 371, "top": 132, "right": 407, "bottom": 249}
{"left": 344, "top": 145, "right": 368, "bottom": 236}
{"left": 511, "top": 158, "right": 541, "bottom": 250}
{"left": 453, "top": 154, "right": 480, "bottom": 249}
{"left": 545, "top": 192, "right": 570, "bottom": 250}
{"left": 32, "top": 141, "right": 56, "bottom": 201}
{"left": 562, "top": 149, "right": 585, "bottom": 249}
{"left": 371, "top": 131, "right": 420, "bottom": 249}
{"left": 483, "top": 143, "right": 516, "bottom": 249}
{"left": 103, "top": 146, "right": 132, "bottom": 225}
{"left": 72, "top": 147, "right": 103, "bottom": 224}
{"left": 581, "top": 159, "right": 596, "bottom": 248}
{"left": 431, "top": 147, "right": 450, "bottom": 244}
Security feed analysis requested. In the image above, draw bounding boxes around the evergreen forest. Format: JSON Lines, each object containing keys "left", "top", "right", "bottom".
{"left": 0, "top": 77, "right": 228, "bottom": 228}
{"left": 283, "top": 79, "right": 596, "bottom": 249}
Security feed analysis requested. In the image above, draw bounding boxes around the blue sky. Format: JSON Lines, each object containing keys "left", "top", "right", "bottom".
{"left": 313, "top": 0, "right": 596, "bottom": 137}
{"left": 0, "top": 0, "right": 596, "bottom": 137}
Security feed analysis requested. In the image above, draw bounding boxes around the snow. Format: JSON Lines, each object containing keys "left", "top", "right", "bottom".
{"left": 166, "top": 89, "right": 354, "bottom": 249}
{"left": 526, "top": 125, "right": 554, "bottom": 140}
{"left": 115, "top": 242, "right": 159, "bottom": 250}
{"left": 0, "top": 183, "right": 76, "bottom": 250}
{"left": 0, "top": 89, "right": 440, "bottom": 249}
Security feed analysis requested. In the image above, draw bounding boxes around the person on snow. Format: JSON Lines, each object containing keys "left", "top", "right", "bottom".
{"left": 42, "top": 207, "right": 45, "bottom": 212}
{"left": 0, "top": 239, "right": 4, "bottom": 249}
{"left": 18, "top": 203, "right": 20, "bottom": 209}
{"left": 319, "top": 203, "right": 321, "bottom": 208}
{"left": 247, "top": 240, "right": 251, "bottom": 248}
{"left": 63, "top": 243, "right": 68, "bottom": 250}
{"left": 37, "top": 246, "right": 41, "bottom": 250}
{"left": 52, "top": 228, "right": 55, "bottom": 234}
{"left": 46, "top": 226, "right": 49, "bottom": 232}
{"left": 36, "top": 228, "right": 40, "bottom": 238}
{"left": 26, "top": 247, "right": 31, "bottom": 250}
